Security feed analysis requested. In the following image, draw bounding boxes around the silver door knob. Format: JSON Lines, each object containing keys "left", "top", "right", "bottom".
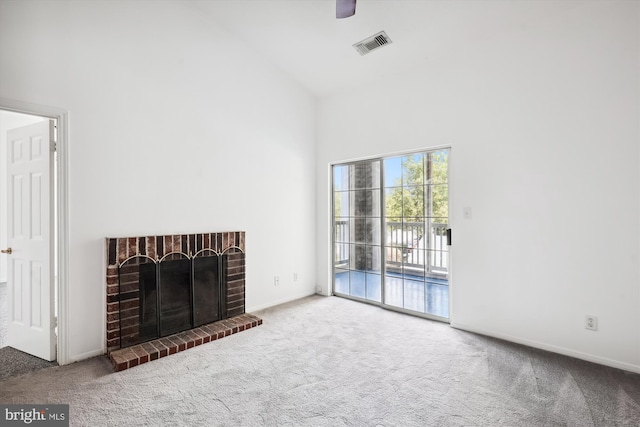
{"left": 1, "top": 248, "right": 12, "bottom": 254}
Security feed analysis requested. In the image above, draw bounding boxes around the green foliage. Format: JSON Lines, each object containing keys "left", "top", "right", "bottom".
{"left": 430, "top": 151, "right": 449, "bottom": 222}
{"left": 385, "top": 152, "right": 448, "bottom": 222}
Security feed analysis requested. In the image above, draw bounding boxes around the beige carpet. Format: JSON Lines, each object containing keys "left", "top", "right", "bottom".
{"left": 0, "top": 295, "right": 638, "bottom": 426}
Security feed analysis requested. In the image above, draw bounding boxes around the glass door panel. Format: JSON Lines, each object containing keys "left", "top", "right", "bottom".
{"left": 332, "top": 160, "right": 382, "bottom": 303}
{"left": 382, "top": 149, "right": 449, "bottom": 318}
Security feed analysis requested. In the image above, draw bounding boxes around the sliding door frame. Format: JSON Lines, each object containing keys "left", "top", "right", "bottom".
{"left": 330, "top": 146, "right": 452, "bottom": 323}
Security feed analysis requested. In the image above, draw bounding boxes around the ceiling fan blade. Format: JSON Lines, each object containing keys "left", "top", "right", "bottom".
{"left": 336, "top": 0, "right": 356, "bottom": 19}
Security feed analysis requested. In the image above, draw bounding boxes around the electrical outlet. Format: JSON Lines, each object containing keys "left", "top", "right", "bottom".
{"left": 585, "top": 315, "right": 598, "bottom": 331}
{"left": 274, "top": 276, "right": 279, "bottom": 286}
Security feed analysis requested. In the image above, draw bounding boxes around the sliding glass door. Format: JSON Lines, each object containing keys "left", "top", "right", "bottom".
{"left": 332, "top": 149, "right": 449, "bottom": 320}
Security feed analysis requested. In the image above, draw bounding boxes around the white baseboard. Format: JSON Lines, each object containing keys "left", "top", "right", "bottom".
{"left": 247, "top": 291, "right": 317, "bottom": 313}
{"left": 62, "top": 348, "right": 105, "bottom": 366}
{"left": 450, "top": 322, "right": 640, "bottom": 374}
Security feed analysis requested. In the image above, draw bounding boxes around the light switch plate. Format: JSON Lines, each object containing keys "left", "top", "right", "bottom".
{"left": 463, "top": 207, "right": 472, "bottom": 219}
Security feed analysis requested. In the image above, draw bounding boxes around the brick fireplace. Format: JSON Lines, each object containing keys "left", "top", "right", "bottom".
{"left": 105, "top": 231, "right": 261, "bottom": 371}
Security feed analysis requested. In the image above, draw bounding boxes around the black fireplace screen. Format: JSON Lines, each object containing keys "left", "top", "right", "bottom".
{"left": 193, "top": 254, "right": 221, "bottom": 326}
{"left": 118, "top": 252, "right": 226, "bottom": 348}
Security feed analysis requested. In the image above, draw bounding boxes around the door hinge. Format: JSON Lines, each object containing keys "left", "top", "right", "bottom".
{"left": 446, "top": 228, "right": 452, "bottom": 246}
{"left": 52, "top": 316, "right": 58, "bottom": 328}
{"left": 50, "top": 140, "right": 57, "bottom": 152}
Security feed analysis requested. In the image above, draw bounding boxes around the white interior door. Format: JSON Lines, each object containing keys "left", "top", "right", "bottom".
{"left": 5, "top": 120, "right": 55, "bottom": 361}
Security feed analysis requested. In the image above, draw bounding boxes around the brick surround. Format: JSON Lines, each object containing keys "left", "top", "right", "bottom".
{"left": 105, "top": 232, "right": 254, "bottom": 370}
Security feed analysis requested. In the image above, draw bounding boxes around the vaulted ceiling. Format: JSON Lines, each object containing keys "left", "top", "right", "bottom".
{"left": 192, "top": 0, "right": 582, "bottom": 96}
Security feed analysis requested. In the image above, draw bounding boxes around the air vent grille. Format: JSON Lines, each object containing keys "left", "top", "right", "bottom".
{"left": 353, "top": 31, "right": 392, "bottom": 56}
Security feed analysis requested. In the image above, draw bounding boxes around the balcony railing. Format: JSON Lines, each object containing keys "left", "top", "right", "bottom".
{"left": 334, "top": 220, "right": 448, "bottom": 276}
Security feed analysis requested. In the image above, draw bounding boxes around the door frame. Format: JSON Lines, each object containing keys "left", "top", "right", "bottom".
{"left": 329, "top": 145, "right": 453, "bottom": 323}
{"left": 1, "top": 97, "right": 69, "bottom": 365}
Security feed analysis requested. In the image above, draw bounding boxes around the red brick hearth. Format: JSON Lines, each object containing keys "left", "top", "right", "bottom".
{"left": 108, "top": 313, "right": 262, "bottom": 372}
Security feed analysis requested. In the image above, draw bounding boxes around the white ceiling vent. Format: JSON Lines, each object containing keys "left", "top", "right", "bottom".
{"left": 353, "top": 31, "right": 392, "bottom": 56}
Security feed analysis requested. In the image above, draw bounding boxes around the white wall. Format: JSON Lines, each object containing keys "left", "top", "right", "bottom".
{"left": 317, "top": 1, "right": 640, "bottom": 372}
{"left": 0, "top": 111, "right": 46, "bottom": 283}
{"left": 0, "top": 1, "right": 317, "bottom": 363}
